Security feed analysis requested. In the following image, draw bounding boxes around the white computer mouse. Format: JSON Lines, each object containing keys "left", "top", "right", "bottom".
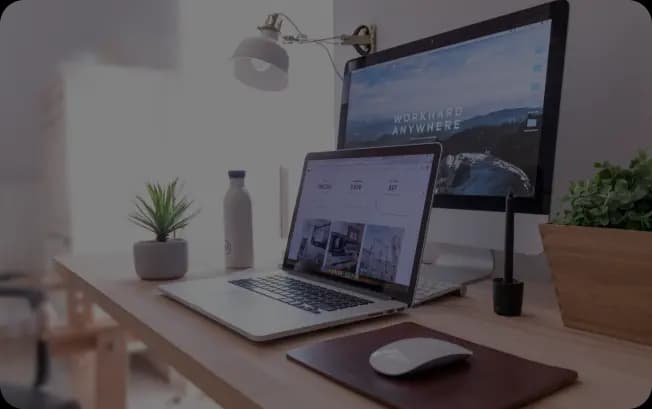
{"left": 369, "top": 337, "right": 473, "bottom": 377}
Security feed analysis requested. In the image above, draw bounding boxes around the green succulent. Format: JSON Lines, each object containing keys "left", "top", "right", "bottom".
{"left": 129, "top": 179, "right": 200, "bottom": 242}
{"left": 555, "top": 150, "right": 652, "bottom": 231}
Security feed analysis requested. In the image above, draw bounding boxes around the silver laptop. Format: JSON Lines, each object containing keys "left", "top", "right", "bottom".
{"left": 160, "top": 143, "right": 447, "bottom": 342}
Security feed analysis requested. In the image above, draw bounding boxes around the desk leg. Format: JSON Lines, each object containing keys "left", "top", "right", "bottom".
{"left": 96, "top": 329, "right": 128, "bottom": 409}
{"left": 66, "top": 286, "right": 93, "bottom": 327}
{"left": 69, "top": 352, "right": 96, "bottom": 409}
{"left": 64, "top": 275, "right": 99, "bottom": 409}
{"left": 69, "top": 328, "right": 128, "bottom": 409}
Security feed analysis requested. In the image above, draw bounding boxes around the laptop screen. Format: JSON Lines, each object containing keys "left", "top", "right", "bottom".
{"left": 285, "top": 151, "right": 436, "bottom": 295}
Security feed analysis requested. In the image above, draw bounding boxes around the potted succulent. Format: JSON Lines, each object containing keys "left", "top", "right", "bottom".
{"left": 540, "top": 150, "right": 652, "bottom": 345}
{"left": 130, "top": 179, "right": 200, "bottom": 281}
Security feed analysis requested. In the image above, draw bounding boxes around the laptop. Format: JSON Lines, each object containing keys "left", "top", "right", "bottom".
{"left": 160, "top": 143, "right": 451, "bottom": 342}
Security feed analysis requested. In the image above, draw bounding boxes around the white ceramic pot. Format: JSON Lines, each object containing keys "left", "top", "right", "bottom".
{"left": 133, "top": 239, "right": 188, "bottom": 281}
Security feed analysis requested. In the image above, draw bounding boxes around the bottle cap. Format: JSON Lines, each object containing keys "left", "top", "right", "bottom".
{"left": 228, "top": 170, "right": 246, "bottom": 178}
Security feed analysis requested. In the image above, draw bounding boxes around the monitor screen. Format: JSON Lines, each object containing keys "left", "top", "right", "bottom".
{"left": 340, "top": 20, "right": 553, "bottom": 199}
{"left": 285, "top": 153, "right": 435, "bottom": 289}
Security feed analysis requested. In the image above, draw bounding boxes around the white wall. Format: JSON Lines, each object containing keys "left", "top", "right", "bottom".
{"left": 173, "top": 0, "right": 335, "bottom": 265}
{"left": 333, "top": 0, "right": 652, "bottom": 214}
{"left": 63, "top": 0, "right": 335, "bottom": 267}
{"left": 0, "top": 0, "right": 179, "bottom": 274}
{"left": 63, "top": 63, "right": 178, "bottom": 253}
{"left": 0, "top": 0, "right": 173, "bottom": 329}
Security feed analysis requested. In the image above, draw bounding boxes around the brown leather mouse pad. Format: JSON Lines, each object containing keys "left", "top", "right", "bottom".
{"left": 287, "top": 322, "right": 577, "bottom": 409}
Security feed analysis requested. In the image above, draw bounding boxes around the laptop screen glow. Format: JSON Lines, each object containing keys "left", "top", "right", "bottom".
{"left": 286, "top": 153, "right": 434, "bottom": 288}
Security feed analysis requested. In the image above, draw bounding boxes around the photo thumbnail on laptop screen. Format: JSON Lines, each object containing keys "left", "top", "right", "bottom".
{"left": 342, "top": 20, "right": 553, "bottom": 198}
{"left": 287, "top": 154, "right": 434, "bottom": 287}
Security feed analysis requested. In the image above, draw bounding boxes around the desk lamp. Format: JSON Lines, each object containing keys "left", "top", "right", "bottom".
{"left": 232, "top": 1, "right": 650, "bottom": 90}
{"left": 232, "top": 13, "right": 376, "bottom": 91}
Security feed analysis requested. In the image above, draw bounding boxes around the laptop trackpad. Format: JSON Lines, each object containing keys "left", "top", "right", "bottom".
{"left": 165, "top": 280, "right": 315, "bottom": 337}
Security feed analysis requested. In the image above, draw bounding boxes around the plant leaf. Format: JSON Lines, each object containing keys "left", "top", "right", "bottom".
{"left": 554, "top": 149, "right": 652, "bottom": 231}
{"left": 130, "top": 178, "right": 200, "bottom": 240}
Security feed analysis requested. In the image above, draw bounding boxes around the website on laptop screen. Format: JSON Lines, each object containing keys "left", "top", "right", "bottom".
{"left": 286, "top": 153, "right": 434, "bottom": 288}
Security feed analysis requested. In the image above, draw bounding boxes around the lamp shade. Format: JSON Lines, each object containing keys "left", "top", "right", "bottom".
{"left": 232, "top": 31, "right": 289, "bottom": 91}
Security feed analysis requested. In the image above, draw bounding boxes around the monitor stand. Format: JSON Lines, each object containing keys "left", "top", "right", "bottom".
{"left": 419, "top": 242, "right": 495, "bottom": 285}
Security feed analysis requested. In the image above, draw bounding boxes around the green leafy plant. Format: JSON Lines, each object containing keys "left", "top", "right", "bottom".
{"left": 129, "top": 179, "right": 200, "bottom": 242}
{"left": 555, "top": 150, "right": 652, "bottom": 231}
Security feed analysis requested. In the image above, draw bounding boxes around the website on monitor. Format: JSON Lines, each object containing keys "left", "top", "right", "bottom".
{"left": 342, "top": 20, "right": 553, "bottom": 199}
{"left": 287, "top": 154, "right": 434, "bottom": 287}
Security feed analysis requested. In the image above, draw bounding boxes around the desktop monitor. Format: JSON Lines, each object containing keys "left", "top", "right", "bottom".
{"left": 337, "top": 1, "right": 569, "bottom": 260}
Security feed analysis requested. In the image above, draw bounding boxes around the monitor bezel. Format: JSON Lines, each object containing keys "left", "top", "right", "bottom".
{"left": 282, "top": 143, "right": 443, "bottom": 305}
{"left": 337, "top": 0, "right": 569, "bottom": 214}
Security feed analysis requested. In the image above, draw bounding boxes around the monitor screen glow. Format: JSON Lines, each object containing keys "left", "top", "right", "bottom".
{"left": 342, "top": 20, "right": 553, "bottom": 199}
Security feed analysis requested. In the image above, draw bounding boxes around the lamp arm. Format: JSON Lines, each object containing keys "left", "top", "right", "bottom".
{"left": 275, "top": 12, "right": 308, "bottom": 37}
{"left": 273, "top": 12, "right": 376, "bottom": 54}
{"left": 271, "top": 12, "right": 345, "bottom": 80}
{"left": 315, "top": 42, "right": 345, "bottom": 81}
{"left": 283, "top": 34, "right": 344, "bottom": 44}
{"left": 260, "top": 12, "right": 376, "bottom": 80}
{"left": 285, "top": 37, "right": 345, "bottom": 81}
{"left": 275, "top": 12, "right": 342, "bottom": 44}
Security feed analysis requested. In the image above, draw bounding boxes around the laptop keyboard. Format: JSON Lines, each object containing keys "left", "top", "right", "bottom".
{"left": 229, "top": 275, "right": 373, "bottom": 314}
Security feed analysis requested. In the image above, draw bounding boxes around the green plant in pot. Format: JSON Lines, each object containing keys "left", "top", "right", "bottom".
{"left": 540, "top": 150, "right": 652, "bottom": 345}
{"left": 555, "top": 150, "right": 652, "bottom": 230}
{"left": 130, "top": 179, "right": 200, "bottom": 281}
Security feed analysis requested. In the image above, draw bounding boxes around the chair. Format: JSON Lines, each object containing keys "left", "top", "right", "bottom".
{"left": 0, "top": 272, "right": 80, "bottom": 409}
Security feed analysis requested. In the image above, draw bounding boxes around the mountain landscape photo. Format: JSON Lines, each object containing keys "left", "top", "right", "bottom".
{"left": 342, "top": 19, "right": 553, "bottom": 198}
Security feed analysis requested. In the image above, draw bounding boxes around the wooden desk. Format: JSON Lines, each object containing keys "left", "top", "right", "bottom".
{"left": 55, "top": 253, "right": 652, "bottom": 409}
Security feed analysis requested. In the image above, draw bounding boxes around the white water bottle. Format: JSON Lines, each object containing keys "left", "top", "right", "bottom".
{"left": 224, "top": 170, "right": 253, "bottom": 269}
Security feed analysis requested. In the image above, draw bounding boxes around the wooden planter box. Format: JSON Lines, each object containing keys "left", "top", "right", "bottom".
{"left": 540, "top": 224, "right": 652, "bottom": 346}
